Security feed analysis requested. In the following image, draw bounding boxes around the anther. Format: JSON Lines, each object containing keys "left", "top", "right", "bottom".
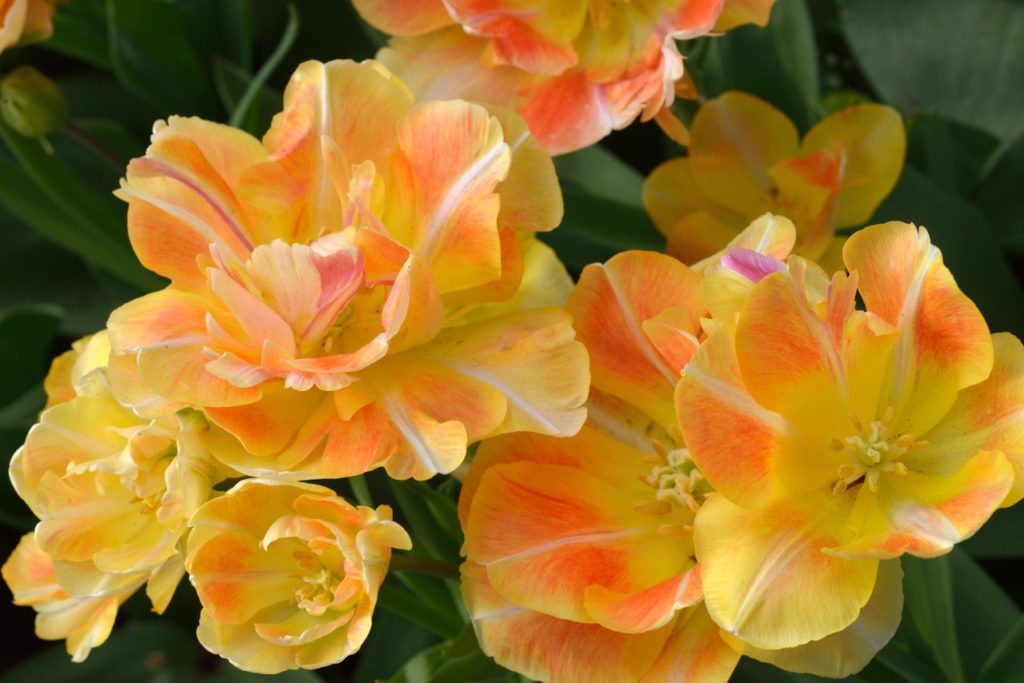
{"left": 635, "top": 501, "right": 673, "bottom": 515}
{"left": 828, "top": 437, "right": 845, "bottom": 451}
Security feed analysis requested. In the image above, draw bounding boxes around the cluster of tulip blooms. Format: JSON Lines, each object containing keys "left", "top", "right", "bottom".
{"left": 3, "top": 1, "right": 1022, "bottom": 681}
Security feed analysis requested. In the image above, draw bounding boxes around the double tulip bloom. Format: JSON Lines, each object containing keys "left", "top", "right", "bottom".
{"left": 460, "top": 216, "right": 1024, "bottom": 681}
{"left": 354, "top": 0, "right": 775, "bottom": 154}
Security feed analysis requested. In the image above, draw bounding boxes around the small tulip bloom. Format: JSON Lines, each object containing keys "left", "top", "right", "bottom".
{"left": 645, "top": 92, "right": 905, "bottom": 266}
{"left": 186, "top": 479, "right": 411, "bottom": 674}
{"left": 0, "top": 0, "right": 64, "bottom": 53}
{"left": 107, "top": 59, "right": 589, "bottom": 481}
{"left": 353, "top": 0, "right": 761, "bottom": 154}
{"left": 677, "top": 222, "right": 1023, "bottom": 651}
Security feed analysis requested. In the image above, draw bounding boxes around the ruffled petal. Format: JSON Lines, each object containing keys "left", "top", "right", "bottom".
{"left": 843, "top": 223, "right": 993, "bottom": 436}
{"left": 638, "top": 605, "right": 741, "bottom": 683}
{"left": 568, "top": 250, "right": 702, "bottom": 426}
{"left": 694, "top": 492, "right": 878, "bottom": 650}
{"left": 715, "top": 0, "right": 776, "bottom": 31}
{"left": 351, "top": 0, "right": 454, "bottom": 35}
{"left": 462, "top": 561, "right": 673, "bottom": 683}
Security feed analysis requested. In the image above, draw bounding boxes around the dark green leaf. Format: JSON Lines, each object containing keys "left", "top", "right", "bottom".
{"left": 963, "top": 506, "right": 1024, "bottom": 559}
{"left": 388, "top": 480, "right": 460, "bottom": 563}
{"left": 0, "top": 306, "right": 62, "bottom": 407}
{"left": 978, "top": 616, "right": 1024, "bottom": 683}
{"left": 229, "top": 3, "right": 299, "bottom": 130}
{"left": 839, "top": 0, "right": 1024, "bottom": 141}
{"left": 46, "top": 0, "right": 112, "bottom": 70}
{"left": 906, "top": 113, "right": 1000, "bottom": 196}
{"left": 378, "top": 583, "right": 461, "bottom": 640}
{"left": 950, "top": 550, "right": 1020, "bottom": 679}
{"left": 901, "top": 555, "right": 965, "bottom": 683}
{"left": 212, "top": 58, "right": 280, "bottom": 135}
{"left": 351, "top": 608, "right": 439, "bottom": 683}
{"left": 554, "top": 145, "right": 645, "bottom": 207}
{"left": 693, "top": 0, "right": 821, "bottom": 131}
{"left": 0, "top": 620, "right": 198, "bottom": 683}
{"left": 974, "top": 136, "right": 1024, "bottom": 256}
{"left": 106, "top": 0, "right": 218, "bottom": 116}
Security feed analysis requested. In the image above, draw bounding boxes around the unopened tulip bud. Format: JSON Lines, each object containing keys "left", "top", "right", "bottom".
{"left": 1, "top": 66, "right": 67, "bottom": 140}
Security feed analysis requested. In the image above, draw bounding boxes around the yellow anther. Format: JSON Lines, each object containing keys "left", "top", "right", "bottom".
{"left": 657, "top": 523, "right": 693, "bottom": 539}
{"left": 828, "top": 437, "right": 845, "bottom": 451}
{"left": 635, "top": 501, "right": 673, "bottom": 516}
{"left": 882, "top": 406, "right": 895, "bottom": 425}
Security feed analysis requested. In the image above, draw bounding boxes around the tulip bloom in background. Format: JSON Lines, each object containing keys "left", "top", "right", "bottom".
{"left": 0, "top": 0, "right": 64, "bottom": 53}
{"left": 460, "top": 216, "right": 908, "bottom": 681}
{"left": 3, "top": 331, "right": 241, "bottom": 660}
{"left": 186, "top": 479, "right": 410, "bottom": 673}
{"left": 107, "top": 59, "right": 589, "bottom": 482}
{"left": 677, "top": 223, "right": 1024, "bottom": 658}
{"left": 645, "top": 92, "right": 906, "bottom": 267}
{"left": 352, "top": 0, "right": 775, "bottom": 154}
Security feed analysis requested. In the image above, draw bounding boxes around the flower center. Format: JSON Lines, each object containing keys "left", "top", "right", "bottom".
{"left": 640, "top": 444, "right": 706, "bottom": 515}
{"left": 295, "top": 566, "right": 341, "bottom": 616}
{"left": 830, "top": 408, "right": 925, "bottom": 493}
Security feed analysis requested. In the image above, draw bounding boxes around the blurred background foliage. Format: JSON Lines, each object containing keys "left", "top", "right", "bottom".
{"left": 0, "top": 0, "right": 1023, "bottom": 681}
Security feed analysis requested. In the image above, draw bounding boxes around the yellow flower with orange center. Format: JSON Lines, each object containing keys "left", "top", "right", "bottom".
{"left": 645, "top": 92, "right": 906, "bottom": 267}
{"left": 353, "top": 0, "right": 774, "bottom": 154}
{"left": 677, "top": 222, "right": 1024, "bottom": 652}
{"left": 186, "top": 479, "right": 411, "bottom": 674}
{"left": 106, "top": 59, "right": 589, "bottom": 482}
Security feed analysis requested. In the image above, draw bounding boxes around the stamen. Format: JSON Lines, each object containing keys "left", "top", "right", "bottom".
{"left": 635, "top": 501, "right": 673, "bottom": 515}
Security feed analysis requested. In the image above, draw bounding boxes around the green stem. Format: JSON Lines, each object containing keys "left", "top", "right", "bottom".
{"left": 390, "top": 554, "right": 460, "bottom": 580}
{"left": 229, "top": 3, "right": 299, "bottom": 129}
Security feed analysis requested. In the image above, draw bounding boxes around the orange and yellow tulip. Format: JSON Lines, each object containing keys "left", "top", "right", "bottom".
{"left": 4, "top": 331, "right": 240, "bottom": 659}
{"left": 353, "top": 0, "right": 769, "bottom": 154}
{"left": 106, "top": 59, "right": 589, "bottom": 482}
{"left": 461, "top": 217, "right": 921, "bottom": 681}
{"left": 677, "top": 222, "right": 1022, "bottom": 653}
{"left": 645, "top": 92, "right": 905, "bottom": 266}
{"left": 0, "top": 0, "right": 63, "bottom": 53}
{"left": 186, "top": 479, "right": 411, "bottom": 674}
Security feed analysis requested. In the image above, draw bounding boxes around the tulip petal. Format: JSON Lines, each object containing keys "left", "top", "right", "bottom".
{"left": 387, "top": 100, "right": 509, "bottom": 293}
{"left": 743, "top": 559, "right": 902, "bottom": 678}
{"left": 843, "top": 223, "right": 993, "bottom": 435}
{"left": 351, "top": 0, "right": 454, "bottom": 35}
{"left": 569, "top": 250, "right": 702, "bottom": 426}
{"left": 197, "top": 610, "right": 297, "bottom": 675}
{"left": 830, "top": 450, "right": 1014, "bottom": 559}
{"left": 584, "top": 566, "right": 703, "bottom": 634}
{"left": 637, "top": 606, "right": 742, "bottom": 683}
{"left": 694, "top": 492, "right": 878, "bottom": 649}
{"left": 466, "top": 458, "right": 692, "bottom": 623}
{"left": 920, "top": 333, "right": 1024, "bottom": 505}
{"left": 802, "top": 104, "right": 905, "bottom": 227}
{"left": 688, "top": 92, "right": 800, "bottom": 218}
{"left": 462, "top": 561, "right": 673, "bottom": 683}
{"left": 715, "top": 0, "right": 776, "bottom": 31}
{"left": 489, "top": 106, "right": 563, "bottom": 233}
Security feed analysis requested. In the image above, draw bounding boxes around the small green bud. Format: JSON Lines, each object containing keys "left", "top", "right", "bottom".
{"left": 1, "top": 66, "right": 67, "bottom": 139}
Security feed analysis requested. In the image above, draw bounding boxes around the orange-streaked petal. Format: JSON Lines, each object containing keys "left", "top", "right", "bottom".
{"left": 924, "top": 333, "right": 1024, "bottom": 506}
{"left": 584, "top": 566, "right": 703, "bottom": 634}
{"left": 830, "top": 450, "right": 1014, "bottom": 559}
{"left": 466, "top": 459, "right": 692, "bottom": 623}
{"left": 694, "top": 492, "right": 878, "bottom": 650}
{"left": 676, "top": 328, "right": 790, "bottom": 507}
{"left": 385, "top": 100, "right": 509, "bottom": 293}
{"left": 462, "top": 561, "right": 673, "bottom": 683}
{"left": 843, "top": 223, "right": 993, "bottom": 435}
{"left": 802, "top": 104, "right": 905, "bottom": 228}
{"left": 638, "top": 605, "right": 741, "bottom": 683}
{"left": 688, "top": 92, "right": 800, "bottom": 217}
{"left": 568, "top": 250, "right": 703, "bottom": 426}
{"left": 743, "top": 559, "right": 902, "bottom": 678}
{"left": 351, "top": 0, "right": 454, "bottom": 35}
{"left": 488, "top": 105, "right": 563, "bottom": 233}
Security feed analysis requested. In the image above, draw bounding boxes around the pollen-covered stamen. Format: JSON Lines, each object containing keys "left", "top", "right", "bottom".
{"left": 830, "top": 408, "right": 925, "bottom": 493}
{"left": 640, "top": 447, "right": 706, "bottom": 513}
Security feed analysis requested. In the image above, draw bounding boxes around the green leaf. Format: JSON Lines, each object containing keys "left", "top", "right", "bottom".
{"left": 105, "top": 0, "right": 218, "bottom": 116}
{"left": 388, "top": 480, "right": 460, "bottom": 563}
{"left": 978, "top": 616, "right": 1024, "bottom": 683}
{"left": 906, "top": 113, "right": 1001, "bottom": 197}
{"left": 554, "top": 145, "right": 645, "bottom": 207}
{"left": 378, "top": 582, "right": 462, "bottom": 640}
{"left": 351, "top": 608, "right": 439, "bottom": 683}
{"left": 963, "top": 506, "right": 1024, "bottom": 559}
{"left": 951, "top": 550, "right": 1021, "bottom": 679}
{"left": 692, "top": 0, "right": 821, "bottom": 131}
{"left": 542, "top": 187, "right": 664, "bottom": 273}
{"left": 872, "top": 167, "right": 1024, "bottom": 338}
{"left": 0, "top": 125, "right": 160, "bottom": 292}
{"left": 229, "top": 3, "right": 299, "bottom": 130}
{"left": 212, "top": 58, "right": 280, "bottom": 136}
{"left": 974, "top": 136, "right": 1024, "bottom": 256}
{"left": 839, "top": 0, "right": 1024, "bottom": 142}
{"left": 205, "top": 665, "right": 324, "bottom": 682}
{"left": 901, "top": 555, "right": 965, "bottom": 683}
{"left": 0, "top": 620, "right": 198, "bottom": 683}
{"left": 0, "top": 306, "right": 62, "bottom": 407}
{"left": 389, "top": 626, "right": 514, "bottom": 683}
{"left": 46, "top": 0, "right": 113, "bottom": 70}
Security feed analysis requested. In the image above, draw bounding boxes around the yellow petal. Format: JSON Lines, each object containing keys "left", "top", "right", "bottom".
{"left": 802, "top": 103, "right": 905, "bottom": 228}
{"left": 351, "top": 0, "right": 454, "bottom": 35}
{"left": 694, "top": 492, "right": 878, "bottom": 650}
{"left": 743, "top": 559, "right": 902, "bottom": 678}
{"left": 638, "top": 606, "right": 742, "bottom": 683}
